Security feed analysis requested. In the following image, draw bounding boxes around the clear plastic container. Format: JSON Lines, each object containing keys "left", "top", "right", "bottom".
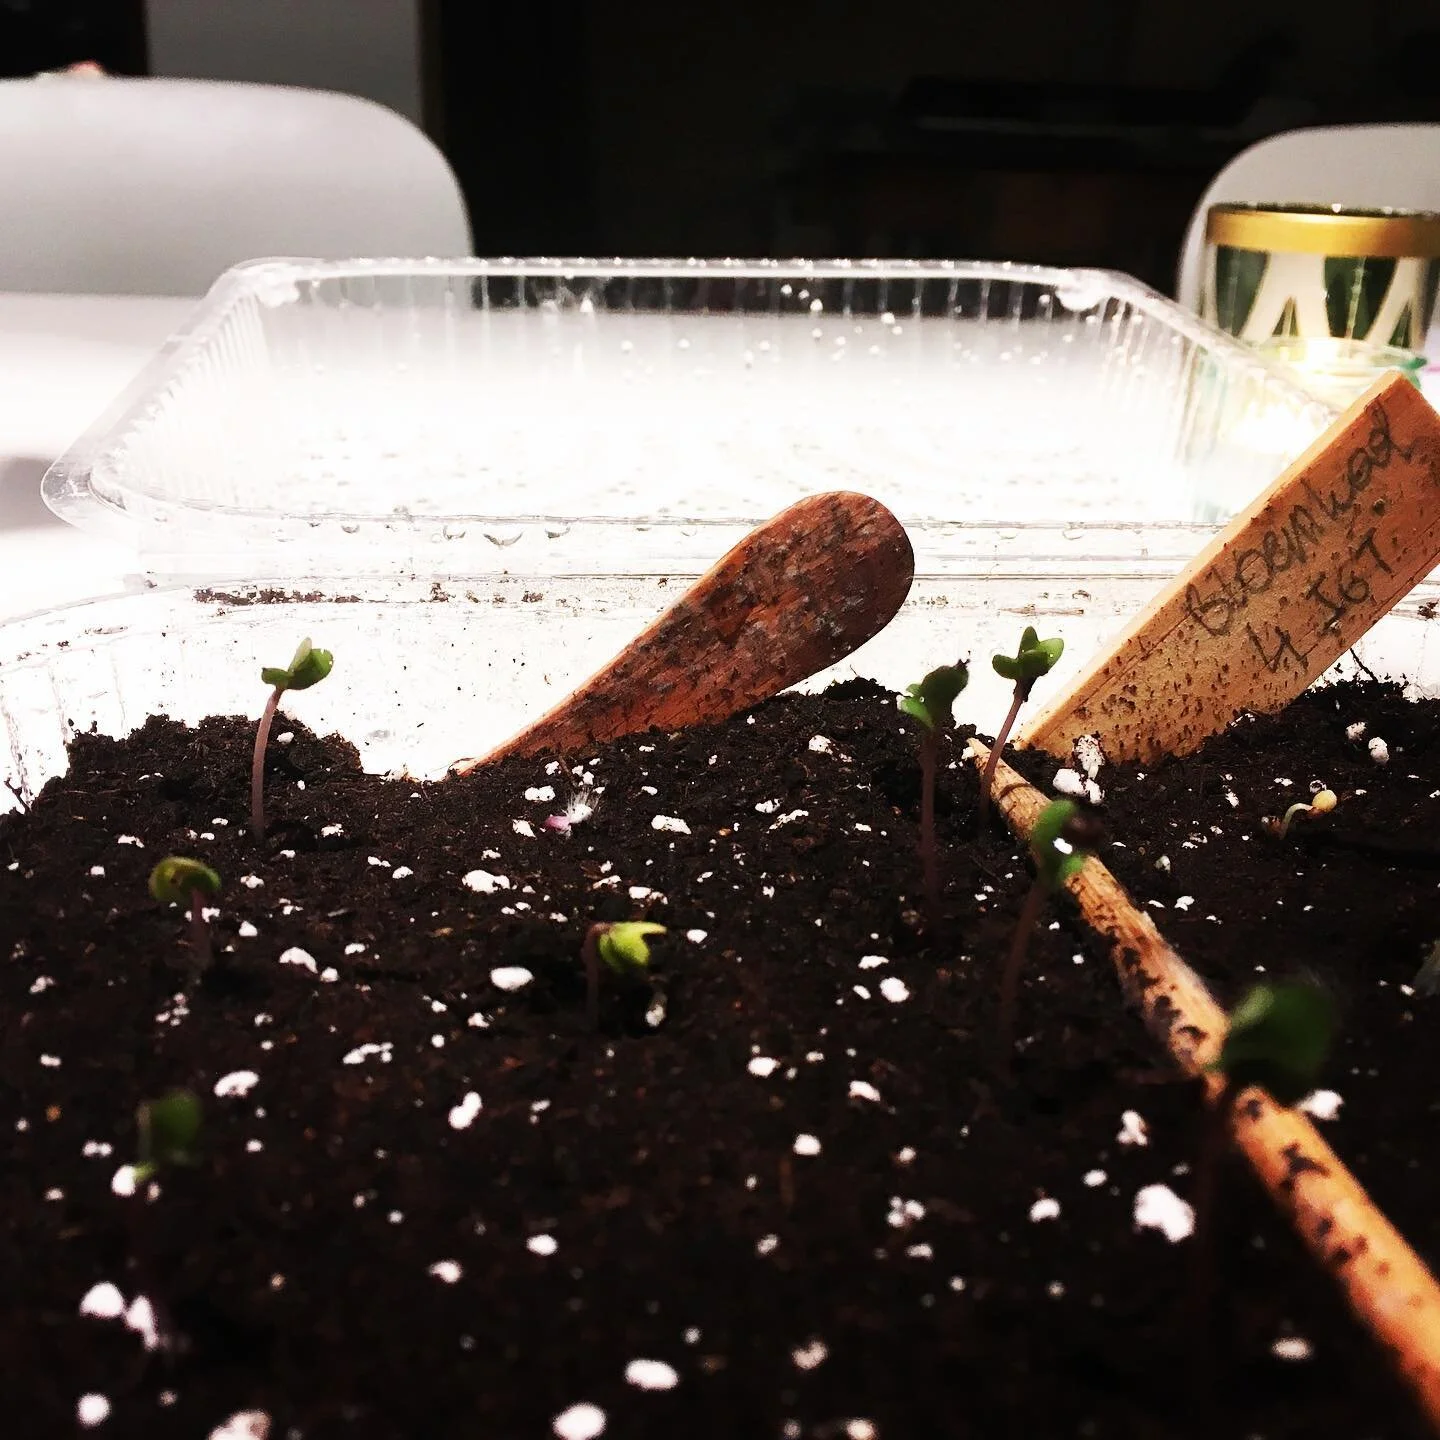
{"left": 8, "top": 258, "right": 1381, "bottom": 813}
{"left": 41, "top": 258, "right": 1339, "bottom": 581}
{"left": 5, "top": 572, "right": 1439, "bottom": 815}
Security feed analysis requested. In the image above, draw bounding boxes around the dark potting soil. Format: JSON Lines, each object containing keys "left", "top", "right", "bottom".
{"left": 0, "top": 679, "right": 1431, "bottom": 1440}
{"left": 1011, "top": 677, "right": 1440, "bottom": 1333}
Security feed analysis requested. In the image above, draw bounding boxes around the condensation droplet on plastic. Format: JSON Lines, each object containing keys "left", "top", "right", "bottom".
{"left": 442, "top": 523, "right": 468, "bottom": 540}
{"left": 544, "top": 523, "right": 571, "bottom": 540}
{"left": 484, "top": 528, "right": 523, "bottom": 548}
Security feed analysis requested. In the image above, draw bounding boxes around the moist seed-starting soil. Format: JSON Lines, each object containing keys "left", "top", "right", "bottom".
{"left": 0, "top": 678, "right": 1430, "bottom": 1439}
{"left": 1012, "top": 678, "right": 1440, "bottom": 1321}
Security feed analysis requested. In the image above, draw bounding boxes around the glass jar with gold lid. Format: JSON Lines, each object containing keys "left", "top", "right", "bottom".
{"left": 1202, "top": 203, "right": 1440, "bottom": 350}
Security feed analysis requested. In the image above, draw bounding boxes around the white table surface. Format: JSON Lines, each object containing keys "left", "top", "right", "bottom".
{"left": 0, "top": 292, "right": 195, "bottom": 621}
{"left": 1, "top": 290, "right": 1438, "bottom": 628}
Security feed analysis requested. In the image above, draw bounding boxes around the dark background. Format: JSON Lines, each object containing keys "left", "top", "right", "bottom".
{"left": 5, "top": 0, "right": 1440, "bottom": 294}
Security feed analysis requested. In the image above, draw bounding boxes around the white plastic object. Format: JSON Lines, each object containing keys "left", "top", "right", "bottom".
{"left": 41, "top": 257, "right": 1337, "bottom": 579}
{"left": 0, "top": 77, "right": 471, "bottom": 297}
{"left": 1176, "top": 124, "right": 1440, "bottom": 313}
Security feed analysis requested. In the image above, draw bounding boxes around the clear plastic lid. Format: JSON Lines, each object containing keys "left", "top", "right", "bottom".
{"left": 41, "top": 257, "right": 1339, "bottom": 582}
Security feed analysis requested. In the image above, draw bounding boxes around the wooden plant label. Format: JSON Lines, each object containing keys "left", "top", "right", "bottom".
{"left": 1021, "top": 372, "right": 1440, "bottom": 763}
{"left": 452, "top": 491, "right": 914, "bottom": 771}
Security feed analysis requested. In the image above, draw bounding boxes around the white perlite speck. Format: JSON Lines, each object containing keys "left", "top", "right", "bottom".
{"left": 808, "top": 735, "right": 834, "bottom": 754}
{"left": 79, "top": 1282, "right": 126, "bottom": 1319}
{"left": 1368, "top": 736, "right": 1390, "bottom": 765}
{"left": 1052, "top": 768, "right": 1102, "bottom": 805}
{"left": 428, "top": 1260, "right": 463, "bottom": 1284}
{"left": 213, "top": 1070, "right": 260, "bottom": 1099}
{"left": 652, "top": 815, "right": 691, "bottom": 834}
{"left": 1133, "top": 1184, "right": 1196, "bottom": 1242}
{"left": 1030, "top": 1197, "right": 1061, "bottom": 1222}
{"left": 624, "top": 1358, "right": 679, "bottom": 1391}
{"left": 1174, "top": 896, "right": 1195, "bottom": 911}
{"left": 756, "top": 1234, "right": 779, "bottom": 1255}
{"left": 88, "top": 865, "right": 105, "bottom": 878}
{"left": 1346, "top": 720, "right": 1367, "bottom": 741}
{"left": 1299, "top": 1089, "right": 1343, "bottom": 1122}
{"left": 125, "top": 1295, "right": 162, "bottom": 1351}
{"left": 528, "top": 1234, "right": 558, "bottom": 1256}
{"left": 513, "top": 819, "right": 536, "bottom": 837}
{"left": 793, "top": 1133, "right": 822, "bottom": 1156}
{"left": 341, "top": 1042, "right": 393, "bottom": 1066}
{"left": 1117, "top": 1110, "right": 1149, "bottom": 1146}
{"left": 490, "top": 966, "right": 533, "bottom": 991}
{"left": 449, "top": 1092, "right": 483, "bottom": 1130}
{"left": 111, "top": 1165, "right": 137, "bottom": 1197}
{"left": 887, "top": 1197, "right": 925, "bottom": 1228}
{"left": 237, "top": 921, "right": 258, "bottom": 939}
{"left": 525, "top": 785, "right": 557, "bottom": 802}
{"left": 1084, "top": 1169, "right": 1107, "bottom": 1187}
{"left": 879, "top": 977, "right": 909, "bottom": 1003}
{"left": 77, "top": 1395, "right": 111, "bottom": 1428}
{"left": 858, "top": 954, "right": 888, "bottom": 969}
{"left": 463, "top": 868, "right": 510, "bottom": 894}
{"left": 278, "top": 947, "right": 317, "bottom": 974}
{"left": 208, "top": 1412, "right": 272, "bottom": 1440}
{"left": 239, "top": 874, "right": 263, "bottom": 889}
{"left": 791, "top": 1339, "right": 828, "bottom": 1370}
{"left": 1073, "top": 734, "right": 1105, "bottom": 781}
{"left": 553, "top": 1403, "right": 606, "bottom": 1440}
{"left": 391, "top": 866, "right": 414, "bottom": 880}
{"left": 849, "top": 1080, "right": 882, "bottom": 1102}
{"left": 1272, "top": 1336, "right": 1313, "bottom": 1361}
{"left": 747, "top": 1056, "right": 779, "bottom": 1077}
{"left": 686, "top": 929, "right": 707, "bottom": 942}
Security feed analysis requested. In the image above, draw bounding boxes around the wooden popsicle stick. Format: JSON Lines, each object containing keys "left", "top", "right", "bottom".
{"left": 972, "top": 738, "right": 1440, "bottom": 1430}
{"left": 451, "top": 491, "right": 914, "bottom": 772}
{"left": 1021, "top": 372, "right": 1440, "bottom": 762}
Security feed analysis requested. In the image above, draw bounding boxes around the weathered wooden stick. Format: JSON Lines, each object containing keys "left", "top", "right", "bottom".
{"left": 973, "top": 738, "right": 1440, "bottom": 1430}
{"left": 1021, "top": 373, "right": 1440, "bottom": 762}
{"left": 452, "top": 491, "right": 914, "bottom": 771}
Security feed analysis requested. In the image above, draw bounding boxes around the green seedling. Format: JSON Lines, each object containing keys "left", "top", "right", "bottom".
{"left": 581, "top": 920, "right": 666, "bottom": 1030}
{"left": 997, "top": 798, "right": 1094, "bottom": 1075}
{"left": 1265, "top": 786, "right": 1338, "bottom": 840}
{"left": 131, "top": 1088, "right": 202, "bottom": 1187}
{"left": 149, "top": 856, "right": 221, "bottom": 972}
{"left": 979, "top": 627, "right": 1064, "bottom": 826}
{"left": 897, "top": 661, "right": 969, "bottom": 925}
{"left": 1206, "top": 979, "right": 1335, "bottom": 1106}
{"left": 1189, "top": 980, "right": 1335, "bottom": 1394}
{"left": 252, "top": 638, "right": 333, "bottom": 839}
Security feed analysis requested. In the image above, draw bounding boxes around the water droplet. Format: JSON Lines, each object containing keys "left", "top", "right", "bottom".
{"left": 442, "top": 523, "right": 468, "bottom": 540}
{"left": 484, "top": 528, "right": 523, "bottom": 548}
{"left": 340, "top": 523, "right": 360, "bottom": 535}
{"left": 544, "top": 523, "right": 571, "bottom": 540}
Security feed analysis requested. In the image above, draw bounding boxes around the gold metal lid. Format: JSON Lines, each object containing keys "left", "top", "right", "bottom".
{"left": 1206, "top": 203, "right": 1440, "bottom": 258}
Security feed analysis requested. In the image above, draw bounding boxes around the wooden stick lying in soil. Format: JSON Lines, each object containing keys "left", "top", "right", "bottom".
{"left": 971, "top": 739, "right": 1440, "bottom": 1432}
